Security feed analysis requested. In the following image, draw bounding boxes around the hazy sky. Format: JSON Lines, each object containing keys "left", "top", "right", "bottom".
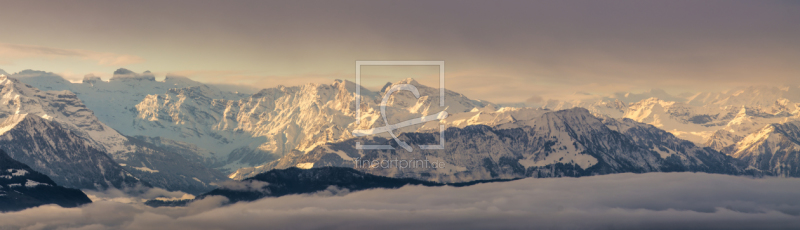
{"left": 1, "top": 0, "right": 799, "bottom": 103}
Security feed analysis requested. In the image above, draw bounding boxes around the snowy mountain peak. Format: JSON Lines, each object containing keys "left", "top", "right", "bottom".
{"left": 733, "top": 124, "right": 778, "bottom": 153}
{"left": 113, "top": 68, "right": 135, "bottom": 75}
{"left": 533, "top": 107, "right": 609, "bottom": 139}
{"left": 730, "top": 121, "right": 800, "bottom": 177}
{"left": 379, "top": 81, "right": 393, "bottom": 93}
{"left": 2, "top": 113, "right": 54, "bottom": 132}
{"left": 396, "top": 78, "right": 420, "bottom": 85}
{"left": 384, "top": 78, "right": 429, "bottom": 93}
{"left": 0, "top": 75, "right": 130, "bottom": 152}
{"left": 736, "top": 105, "right": 748, "bottom": 115}
{"left": 0, "top": 113, "right": 36, "bottom": 135}
{"left": 163, "top": 75, "right": 198, "bottom": 85}
{"left": 3, "top": 73, "right": 233, "bottom": 193}
{"left": 82, "top": 74, "right": 103, "bottom": 84}
{"left": 331, "top": 79, "right": 361, "bottom": 94}
{"left": 111, "top": 68, "right": 156, "bottom": 81}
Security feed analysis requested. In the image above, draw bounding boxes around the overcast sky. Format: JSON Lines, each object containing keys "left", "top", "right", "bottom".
{"left": 1, "top": 0, "right": 799, "bottom": 103}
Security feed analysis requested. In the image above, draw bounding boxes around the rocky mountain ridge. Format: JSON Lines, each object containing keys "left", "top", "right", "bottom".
{"left": 0, "top": 149, "right": 92, "bottom": 212}
{"left": 232, "top": 108, "right": 755, "bottom": 181}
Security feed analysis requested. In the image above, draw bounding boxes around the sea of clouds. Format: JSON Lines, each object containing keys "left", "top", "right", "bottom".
{"left": 2, "top": 172, "right": 799, "bottom": 230}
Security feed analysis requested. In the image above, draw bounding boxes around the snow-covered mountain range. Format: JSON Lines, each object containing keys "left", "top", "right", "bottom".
{"left": 0, "top": 75, "right": 142, "bottom": 189}
{"left": 728, "top": 121, "right": 800, "bottom": 177}
{"left": 231, "top": 108, "right": 753, "bottom": 181}
{"left": 4, "top": 67, "right": 800, "bottom": 193}
{"left": 15, "top": 70, "right": 493, "bottom": 174}
{"left": 0, "top": 113, "right": 142, "bottom": 190}
{"left": 131, "top": 78, "right": 494, "bottom": 173}
{"left": 542, "top": 86, "right": 800, "bottom": 177}
{"left": 3, "top": 72, "right": 228, "bottom": 194}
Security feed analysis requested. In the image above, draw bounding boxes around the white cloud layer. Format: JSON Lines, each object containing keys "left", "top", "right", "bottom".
{"left": 1, "top": 172, "right": 800, "bottom": 230}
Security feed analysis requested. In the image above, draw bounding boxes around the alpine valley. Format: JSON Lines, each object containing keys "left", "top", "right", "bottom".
{"left": 2, "top": 68, "right": 800, "bottom": 201}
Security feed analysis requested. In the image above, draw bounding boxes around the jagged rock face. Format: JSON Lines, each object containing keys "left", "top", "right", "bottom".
{"left": 0, "top": 114, "right": 143, "bottom": 190}
{"left": 132, "top": 78, "right": 494, "bottom": 171}
{"left": 730, "top": 122, "right": 800, "bottom": 177}
{"left": 232, "top": 108, "right": 752, "bottom": 181}
{"left": 0, "top": 149, "right": 92, "bottom": 212}
{"left": 132, "top": 81, "right": 362, "bottom": 170}
{"left": 0, "top": 74, "right": 125, "bottom": 152}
